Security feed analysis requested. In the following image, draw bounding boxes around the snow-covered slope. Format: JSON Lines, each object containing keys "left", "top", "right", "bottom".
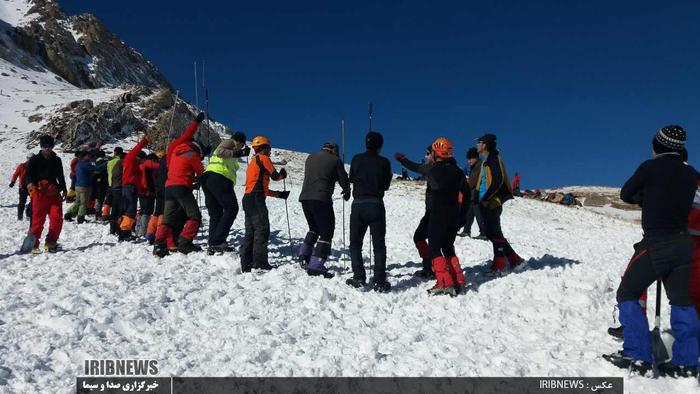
{"left": 1, "top": 93, "right": 698, "bottom": 394}
{"left": 0, "top": 2, "right": 697, "bottom": 394}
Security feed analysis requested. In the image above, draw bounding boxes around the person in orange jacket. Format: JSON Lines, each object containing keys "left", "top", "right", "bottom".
{"left": 153, "top": 140, "right": 206, "bottom": 256}
{"left": 118, "top": 135, "right": 150, "bottom": 241}
{"left": 240, "top": 136, "right": 289, "bottom": 272}
{"left": 10, "top": 153, "right": 32, "bottom": 220}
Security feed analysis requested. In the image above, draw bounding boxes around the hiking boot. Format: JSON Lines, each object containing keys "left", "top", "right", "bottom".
{"left": 602, "top": 351, "right": 653, "bottom": 375}
{"left": 373, "top": 281, "right": 391, "bottom": 293}
{"left": 17, "top": 213, "right": 22, "bottom": 221}
{"left": 608, "top": 326, "right": 624, "bottom": 341}
{"left": 346, "top": 277, "right": 366, "bottom": 289}
{"left": 76, "top": 215, "right": 85, "bottom": 224}
{"left": 658, "top": 362, "right": 699, "bottom": 378}
{"left": 177, "top": 238, "right": 202, "bottom": 255}
{"left": 44, "top": 242, "right": 60, "bottom": 253}
{"left": 413, "top": 268, "right": 435, "bottom": 279}
{"left": 109, "top": 221, "right": 118, "bottom": 235}
{"left": 507, "top": 252, "right": 525, "bottom": 269}
{"left": 207, "top": 243, "right": 235, "bottom": 255}
{"left": 427, "top": 285, "right": 456, "bottom": 297}
{"left": 253, "top": 262, "right": 274, "bottom": 270}
{"left": 457, "top": 231, "right": 470, "bottom": 238}
{"left": 473, "top": 234, "right": 488, "bottom": 241}
{"left": 145, "top": 234, "right": 155, "bottom": 245}
{"left": 31, "top": 248, "right": 41, "bottom": 254}
{"left": 153, "top": 243, "right": 169, "bottom": 258}
{"left": 63, "top": 213, "right": 73, "bottom": 222}
{"left": 307, "top": 256, "right": 333, "bottom": 278}
{"left": 118, "top": 231, "right": 136, "bottom": 242}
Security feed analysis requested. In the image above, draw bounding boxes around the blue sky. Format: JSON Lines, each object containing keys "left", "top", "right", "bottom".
{"left": 62, "top": 0, "right": 700, "bottom": 188}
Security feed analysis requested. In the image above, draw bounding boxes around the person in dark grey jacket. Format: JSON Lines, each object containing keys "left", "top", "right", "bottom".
{"left": 298, "top": 142, "right": 351, "bottom": 278}
{"left": 346, "top": 131, "right": 392, "bottom": 292}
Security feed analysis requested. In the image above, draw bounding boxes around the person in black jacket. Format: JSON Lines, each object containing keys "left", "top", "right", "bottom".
{"left": 458, "top": 147, "right": 487, "bottom": 239}
{"left": 298, "top": 142, "right": 351, "bottom": 278}
{"left": 25, "top": 135, "right": 67, "bottom": 253}
{"left": 346, "top": 131, "right": 393, "bottom": 292}
{"left": 475, "top": 133, "right": 524, "bottom": 274}
{"left": 604, "top": 125, "right": 699, "bottom": 377}
{"left": 395, "top": 145, "right": 436, "bottom": 278}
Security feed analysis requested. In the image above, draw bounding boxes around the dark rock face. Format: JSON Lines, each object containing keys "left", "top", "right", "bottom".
{"left": 36, "top": 87, "right": 221, "bottom": 153}
{"left": 9, "top": 0, "right": 170, "bottom": 89}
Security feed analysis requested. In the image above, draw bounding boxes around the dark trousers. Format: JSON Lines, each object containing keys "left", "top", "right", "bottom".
{"left": 109, "top": 187, "right": 123, "bottom": 221}
{"left": 18, "top": 189, "right": 28, "bottom": 219}
{"left": 349, "top": 200, "right": 387, "bottom": 282}
{"left": 413, "top": 211, "right": 430, "bottom": 271}
{"left": 139, "top": 195, "right": 155, "bottom": 215}
{"left": 154, "top": 191, "right": 164, "bottom": 216}
{"left": 162, "top": 186, "right": 201, "bottom": 238}
{"left": 616, "top": 233, "right": 698, "bottom": 366}
{"left": 462, "top": 202, "right": 486, "bottom": 235}
{"left": 482, "top": 205, "right": 517, "bottom": 257}
{"left": 121, "top": 185, "right": 138, "bottom": 217}
{"left": 241, "top": 193, "right": 270, "bottom": 269}
{"left": 301, "top": 200, "right": 335, "bottom": 259}
{"left": 617, "top": 234, "right": 694, "bottom": 305}
{"left": 203, "top": 172, "right": 239, "bottom": 246}
{"left": 428, "top": 209, "right": 459, "bottom": 260}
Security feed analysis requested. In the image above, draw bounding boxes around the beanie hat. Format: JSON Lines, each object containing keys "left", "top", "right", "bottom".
{"left": 232, "top": 131, "right": 247, "bottom": 143}
{"left": 466, "top": 147, "right": 479, "bottom": 159}
{"left": 113, "top": 147, "right": 124, "bottom": 156}
{"left": 366, "top": 131, "right": 384, "bottom": 151}
{"left": 653, "top": 125, "right": 686, "bottom": 153}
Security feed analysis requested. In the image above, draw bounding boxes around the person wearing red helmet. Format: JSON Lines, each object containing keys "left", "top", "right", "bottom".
{"left": 396, "top": 137, "right": 469, "bottom": 295}
{"left": 475, "top": 133, "right": 524, "bottom": 274}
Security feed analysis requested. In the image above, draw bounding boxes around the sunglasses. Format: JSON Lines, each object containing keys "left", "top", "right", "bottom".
{"left": 40, "top": 144, "right": 54, "bottom": 149}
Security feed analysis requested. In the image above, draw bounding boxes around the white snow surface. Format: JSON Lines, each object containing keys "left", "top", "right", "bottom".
{"left": 0, "top": 54, "right": 697, "bottom": 394}
{"left": 0, "top": 0, "right": 37, "bottom": 28}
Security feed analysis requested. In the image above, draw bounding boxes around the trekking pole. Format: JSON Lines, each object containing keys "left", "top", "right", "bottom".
{"left": 283, "top": 178, "right": 294, "bottom": 259}
{"left": 651, "top": 279, "right": 670, "bottom": 375}
{"left": 167, "top": 90, "right": 179, "bottom": 146}
{"left": 367, "top": 103, "right": 373, "bottom": 275}
{"left": 194, "top": 60, "right": 199, "bottom": 110}
{"left": 341, "top": 119, "right": 347, "bottom": 270}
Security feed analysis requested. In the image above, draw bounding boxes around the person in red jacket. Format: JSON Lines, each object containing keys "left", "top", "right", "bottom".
{"left": 136, "top": 153, "right": 160, "bottom": 238}
{"left": 153, "top": 140, "right": 206, "bottom": 256}
{"left": 26, "top": 135, "right": 67, "bottom": 253}
{"left": 119, "top": 136, "right": 150, "bottom": 241}
{"left": 10, "top": 154, "right": 32, "bottom": 220}
{"left": 512, "top": 172, "right": 522, "bottom": 197}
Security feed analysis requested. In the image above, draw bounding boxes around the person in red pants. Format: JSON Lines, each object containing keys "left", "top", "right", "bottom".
{"left": 25, "top": 135, "right": 67, "bottom": 253}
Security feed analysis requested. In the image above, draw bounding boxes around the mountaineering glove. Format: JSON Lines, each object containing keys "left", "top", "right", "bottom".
{"left": 394, "top": 152, "right": 405, "bottom": 161}
{"left": 342, "top": 189, "right": 351, "bottom": 201}
{"left": 195, "top": 112, "right": 206, "bottom": 122}
{"left": 277, "top": 190, "right": 290, "bottom": 200}
{"left": 9, "top": 182, "right": 14, "bottom": 188}
{"left": 279, "top": 168, "right": 287, "bottom": 179}
{"left": 241, "top": 146, "right": 251, "bottom": 157}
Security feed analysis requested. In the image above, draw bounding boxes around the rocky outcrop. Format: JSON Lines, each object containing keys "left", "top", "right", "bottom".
{"left": 8, "top": 0, "right": 169, "bottom": 89}
{"left": 36, "top": 87, "right": 222, "bottom": 152}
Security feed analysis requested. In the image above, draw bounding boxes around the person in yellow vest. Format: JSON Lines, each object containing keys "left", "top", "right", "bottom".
{"left": 202, "top": 132, "right": 251, "bottom": 254}
{"left": 104, "top": 147, "right": 125, "bottom": 233}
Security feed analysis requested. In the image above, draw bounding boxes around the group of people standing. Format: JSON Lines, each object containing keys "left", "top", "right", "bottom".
{"left": 9, "top": 116, "right": 700, "bottom": 375}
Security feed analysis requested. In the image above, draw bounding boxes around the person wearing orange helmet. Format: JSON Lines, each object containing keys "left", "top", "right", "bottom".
{"left": 240, "top": 136, "right": 289, "bottom": 272}
{"left": 396, "top": 137, "right": 469, "bottom": 295}
{"left": 475, "top": 133, "right": 524, "bottom": 274}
